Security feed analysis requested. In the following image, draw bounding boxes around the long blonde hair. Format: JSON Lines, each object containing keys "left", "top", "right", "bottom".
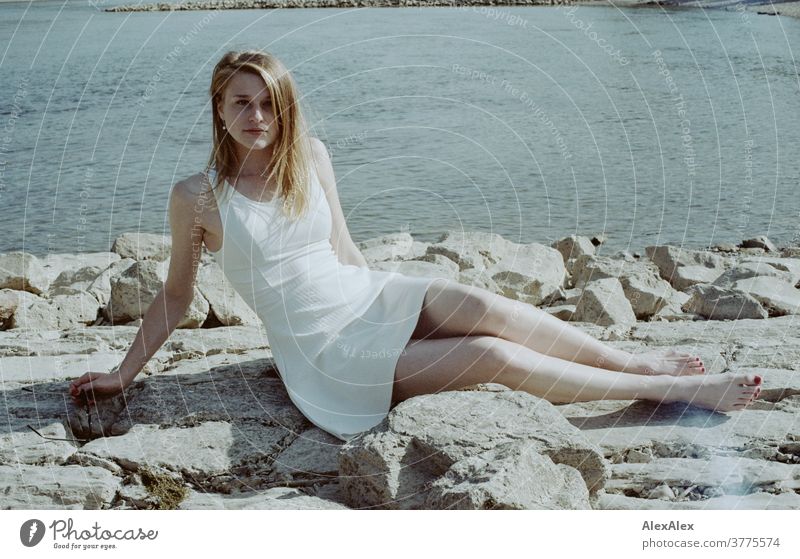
{"left": 206, "top": 50, "right": 314, "bottom": 220}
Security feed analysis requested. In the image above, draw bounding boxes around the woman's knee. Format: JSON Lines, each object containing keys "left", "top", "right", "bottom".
{"left": 453, "top": 333, "right": 546, "bottom": 386}
{"left": 468, "top": 335, "right": 521, "bottom": 366}
{"left": 399, "top": 335, "right": 513, "bottom": 375}
{"left": 392, "top": 335, "right": 523, "bottom": 402}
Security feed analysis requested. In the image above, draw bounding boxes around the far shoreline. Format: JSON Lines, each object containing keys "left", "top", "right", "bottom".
{"left": 2, "top": 0, "right": 798, "bottom": 20}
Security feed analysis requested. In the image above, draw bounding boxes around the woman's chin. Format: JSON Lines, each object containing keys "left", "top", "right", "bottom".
{"left": 236, "top": 137, "right": 271, "bottom": 150}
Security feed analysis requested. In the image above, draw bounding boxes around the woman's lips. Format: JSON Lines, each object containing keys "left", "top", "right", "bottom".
{"left": 245, "top": 130, "right": 265, "bottom": 134}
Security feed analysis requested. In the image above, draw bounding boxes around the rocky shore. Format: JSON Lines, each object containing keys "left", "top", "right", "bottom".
{"left": 2, "top": 231, "right": 799, "bottom": 509}
{"left": 648, "top": 0, "right": 800, "bottom": 17}
{"left": 744, "top": 0, "right": 800, "bottom": 17}
{"left": 104, "top": 0, "right": 578, "bottom": 13}
{"left": 100, "top": 0, "right": 800, "bottom": 18}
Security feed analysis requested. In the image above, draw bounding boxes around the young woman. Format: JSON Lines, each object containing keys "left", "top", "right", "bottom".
{"left": 69, "top": 50, "right": 761, "bottom": 442}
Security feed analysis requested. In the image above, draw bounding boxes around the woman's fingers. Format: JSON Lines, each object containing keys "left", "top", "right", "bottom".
{"left": 72, "top": 385, "right": 88, "bottom": 402}
{"left": 71, "top": 380, "right": 95, "bottom": 404}
{"left": 69, "top": 372, "right": 125, "bottom": 408}
{"left": 70, "top": 372, "right": 101, "bottom": 396}
{"left": 71, "top": 372, "right": 91, "bottom": 386}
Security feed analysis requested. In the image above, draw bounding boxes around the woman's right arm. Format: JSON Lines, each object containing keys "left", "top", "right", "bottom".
{"left": 70, "top": 178, "right": 206, "bottom": 404}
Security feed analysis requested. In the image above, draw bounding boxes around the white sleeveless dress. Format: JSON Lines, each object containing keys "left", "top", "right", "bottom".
{"left": 206, "top": 163, "right": 442, "bottom": 442}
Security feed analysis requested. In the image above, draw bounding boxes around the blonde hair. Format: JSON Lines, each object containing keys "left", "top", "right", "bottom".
{"left": 206, "top": 49, "right": 314, "bottom": 220}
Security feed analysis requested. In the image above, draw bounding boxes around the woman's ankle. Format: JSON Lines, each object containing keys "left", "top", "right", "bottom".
{"left": 593, "top": 347, "right": 637, "bottom": 373}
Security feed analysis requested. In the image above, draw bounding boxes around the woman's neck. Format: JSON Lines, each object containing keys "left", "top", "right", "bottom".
{"left": 234, "top": 145, "right": 275, "bottom": 177}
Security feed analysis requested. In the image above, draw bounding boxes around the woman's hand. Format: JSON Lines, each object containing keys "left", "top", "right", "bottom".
{"left": 69, "top": 370, "right": 128, "bottom": 407}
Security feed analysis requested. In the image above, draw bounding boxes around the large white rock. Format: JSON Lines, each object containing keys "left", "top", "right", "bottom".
{"left": 411, "top": 253, "right": 461, "bottom": 273}
{"left": 622, "top": 273, "right": 679, "bottom": 320}
{"left": 0, "top": 422, "right": 76, "bottom": 466}
{"left": 738, "top": 256, "right": 800, "bottom": 286}
{"left": 179, "top": 486, "right": 349, "bottom": 510}
{"left": 196, "top": 263, "right": 261, "bottom": 326}
{"left": 339, "top": 387, "right": 608, "bottom": 509}
{"left": 425, "top": 231, "right": 509, "bottom": 271}
{"left": 426, "top": 440, "right": 591, "bottom": 509}
{"left": 573, "top": 278, "right": 637, "bottom": 328}
{"left": 570, "top": 254, "right": 632, "bottom": 288}
{"left": 358, "top": 232, "right": 415, "bottom": 263}
{"left": 651, "top": 290, "right": 692, "bottom": 322}
{"left": 604, "top": 456, "right": 800, "bottom": 497}
{"left": 712, "top": 261, "right": 794, "bottom": 288}
{"left": 0, "top": 288, "right": 41, "bottom": 330}
{"left": 552, "top": 235, "right": 595, "bottom": 276}
{"left": 422, "top": 231, "right": 565, "bottom": 303}
{"left": 111, "top": 232, "right": 172, "bottom": 262}
{"left": 0, "top": 351, "right": 126, "bottom": 382}
{"left": 670, "top": 265, "right": 728, "bottom": 290}
{"left": 81, "top": 422, "right": 246, "bottom": 477}
{"left": 42, "top": 252, "right": 121, "bottom": 288}
{"left": 728, "top": 276, "right": 800, "bottom": 316}
{"left": 645, "top": 245, "right": 731, "bottom": 290}
{"left": 458, "top": 266, "right": 500, "bottom": 292}
{"left": 683, "top": 284, "right": 768, "bottom": 320}
{"left": 570, "top": 255, "right": 676, "bottom": 319}
{"left": 12, "top": 291, "right": 100, "bottom": 330}
{"left": 104, "top": 260, "right": 208, "bottom": 327}
{"left": 0, "top": 464, "right": 120, "bottom": 509}
{"left": 81, "top": 258, "right": 136, "bottom": 308}
{"left": 488, "top": 242, "right": 566, "bottom": 305}
{"left": 0, "top": 252, "right": 50, "bottom": 295}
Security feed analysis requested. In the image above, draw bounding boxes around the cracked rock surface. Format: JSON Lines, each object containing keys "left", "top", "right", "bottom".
{"left": 2, "top": 235, "right": 800, "bottom": 509}
{"left": 2, "top": 315, "right": 798, "bottom": 510}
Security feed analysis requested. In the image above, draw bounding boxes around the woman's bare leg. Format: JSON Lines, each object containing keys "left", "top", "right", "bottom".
{"left": 497, "top": 297, "right": 704, "bottom": 376}
{"left": 413, "top": 279, "right": 705, "bottom": 377}
{"left": 393, "top": 335, "right": 761, "bottom": 410}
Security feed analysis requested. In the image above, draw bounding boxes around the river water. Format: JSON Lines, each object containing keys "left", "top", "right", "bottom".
{"left": 1, "top": 1, "right": 798, "bottom": 255}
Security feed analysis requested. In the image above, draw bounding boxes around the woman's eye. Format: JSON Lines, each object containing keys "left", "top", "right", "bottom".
{"left": 237, "top": 100, "right": 247, "bottom": 105}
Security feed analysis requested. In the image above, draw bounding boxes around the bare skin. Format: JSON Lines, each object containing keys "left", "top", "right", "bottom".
{"left": 69, "top": 70, "right": 367, "bottom": 409}
{"left": 70, "top": 71, "right": 282, "bottom": 408}
{"left": 68, "top": 70, "right": 762, "bottom": 416}
{"left": 392, "top": 278, "right": 762, "bottom": 412}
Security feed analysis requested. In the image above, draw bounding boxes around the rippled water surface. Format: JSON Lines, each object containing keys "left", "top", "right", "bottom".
{"left": 1, "top": 2, "right": 798, "bottom": 255}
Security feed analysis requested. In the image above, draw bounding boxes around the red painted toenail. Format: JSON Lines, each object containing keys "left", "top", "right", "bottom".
{"left": 755, "top": 376, "right": 762, "bottom": 384}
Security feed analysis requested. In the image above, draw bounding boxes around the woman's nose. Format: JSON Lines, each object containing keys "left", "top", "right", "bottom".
{"left": 250, "top": 107, "right": 266, "bottom": 122}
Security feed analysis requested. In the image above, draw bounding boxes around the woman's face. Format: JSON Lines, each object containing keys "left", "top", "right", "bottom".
{"left": 216, "top": 71, "right": 279, "bottom": 156}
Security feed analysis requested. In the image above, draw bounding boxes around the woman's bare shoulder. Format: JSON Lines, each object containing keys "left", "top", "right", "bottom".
{"left": 172, "top": 171, "right": 218, "bottom": 203}
{"left": 175, "top": 171, "right": 214, "bottom": 194}
{"left": 170, "top": 172, "right": 219, "bottom": 220}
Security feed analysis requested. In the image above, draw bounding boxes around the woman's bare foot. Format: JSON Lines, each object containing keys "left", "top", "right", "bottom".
{"left": 653, "top": 372, "right": 762, "bottom": 412}
{"left": 624, "top": 348, "right": 706, "bottom": 376}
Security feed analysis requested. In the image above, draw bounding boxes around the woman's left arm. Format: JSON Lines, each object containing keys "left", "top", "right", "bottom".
{"left": 310, "top": 137, "right": 369, "bottom": 269}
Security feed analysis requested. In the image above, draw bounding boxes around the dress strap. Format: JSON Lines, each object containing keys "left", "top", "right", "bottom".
{"left": 204, "top": 165, "right": 228, "bottom": 208}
